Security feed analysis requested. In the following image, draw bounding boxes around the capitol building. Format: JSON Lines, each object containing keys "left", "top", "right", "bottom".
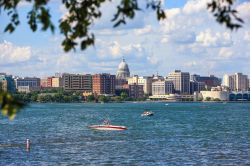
{"left": 116, "top": 58, "right": 130, "bottom": 79}
{"left": 116, "top": 58, "right": 130, "bottom": 89}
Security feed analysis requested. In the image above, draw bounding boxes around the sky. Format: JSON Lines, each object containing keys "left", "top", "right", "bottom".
{"left": 0, "top": 0, "right": 250, "bottom": 78}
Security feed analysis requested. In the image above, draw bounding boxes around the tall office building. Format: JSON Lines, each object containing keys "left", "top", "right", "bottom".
{"left": 223, "top": 74, "right": 234, "bottom": 90}
{"left": 223, "top": 73, "right": 249, "bottom": 91}
{"left": 62, "top": 73, "right": 92, "bottom": 92}
{"left": 167, "top": 70, "right": 190, "bottom": 94}
{"left": 92, "top": 73, "right": 115, "bottom": 95}
{"left": 235, "top": 73, "right": 249, "bottom": 91}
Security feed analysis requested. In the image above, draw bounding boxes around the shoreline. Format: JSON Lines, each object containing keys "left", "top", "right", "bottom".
{"left": 26, "top": 100, "right": 250, "bottom": 104}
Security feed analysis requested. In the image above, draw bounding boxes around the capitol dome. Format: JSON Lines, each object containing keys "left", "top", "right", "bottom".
{"left": 116, "top": 58, "right": 130, "bottom": 79}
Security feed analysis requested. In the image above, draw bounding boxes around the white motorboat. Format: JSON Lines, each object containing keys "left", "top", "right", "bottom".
{"left": 141, "top": 111, "right": 154, "bottom": 116}
{"left": 88, "top": 124, "right": 127, "bottom": 131}
{"left": 88, "top": 119, "right": 127, "bottom": 131}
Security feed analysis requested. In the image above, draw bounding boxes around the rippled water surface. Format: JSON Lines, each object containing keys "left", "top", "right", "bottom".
{"left": 0, "top": 102, "right": 250, "bottom": 165}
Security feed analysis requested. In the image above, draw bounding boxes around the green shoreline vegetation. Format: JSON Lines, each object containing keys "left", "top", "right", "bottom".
{"left": 12, "top": 89, "right": 227, "bottom": 104}
{"left": 12, "top": 89, "right": 147, "bottom": 103}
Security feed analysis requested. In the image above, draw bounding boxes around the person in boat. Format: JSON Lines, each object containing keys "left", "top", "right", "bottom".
{"left": 103, "top": 119, "right": 110, "bottom": 125}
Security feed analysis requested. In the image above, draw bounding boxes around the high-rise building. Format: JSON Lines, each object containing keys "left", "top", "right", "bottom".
{"left": 167, "top": 70, "right": 190, "bottom": 94}
{"left": 152, "top": 80, "right": 174, "bottom": 95}
{"left": 223, "top": 73, "right": 249, "bottom": 91}
{"left": 92, "top": 73, "right": 115, "bottom": 95}
{"left": 62, "top": 73, "right": 92, "bottom": 92}
{"left": 235, "top": 73, "right": 249, "bottom": 91}
{"left": 223, "top": 74, "right": 234, "bottom": 90}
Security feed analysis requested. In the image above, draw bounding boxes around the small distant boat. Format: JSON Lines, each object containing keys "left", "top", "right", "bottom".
{"left": 88, "top": 119, "right": 127, "bottom": 131}
{"left": 141, "top": 111, "right": 154, "bottom": 117}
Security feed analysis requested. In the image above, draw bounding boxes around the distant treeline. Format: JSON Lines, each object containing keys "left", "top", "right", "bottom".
{"left": 13, "top": 89, "right": 82, "bottom": 103}
{"left": 12, "top": 89, "right": 147, "bottom": 103}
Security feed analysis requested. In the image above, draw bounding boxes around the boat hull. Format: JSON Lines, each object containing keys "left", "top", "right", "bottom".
{"left": 88, "top": 125, "right": 127, "bottom": 131}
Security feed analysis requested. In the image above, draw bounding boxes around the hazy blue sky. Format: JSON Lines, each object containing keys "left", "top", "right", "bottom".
{"left": 0, "top": 0, "right": 250, "bottom": 78}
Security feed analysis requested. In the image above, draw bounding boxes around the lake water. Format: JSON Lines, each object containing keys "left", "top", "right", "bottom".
{"left": 0, "top": 102, "right": 250, "bottom": 165}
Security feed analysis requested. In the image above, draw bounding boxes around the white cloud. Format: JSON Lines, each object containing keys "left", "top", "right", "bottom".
{"left": 237, "top": 2, "right": 250, "bottom": 19}
{"left": 134, "top": 25, "right": 152, "bottom": 35}
{"left": 195, "top": 30, "right": 232, "bottom": 47}
{"left": 109, "top": 41, "right": 122, "bottom": 57}
{"left": 244, "top": 31, "right": 250, "bottom": 41}
{"left": 147, "top": 54, "right": 159, "bottom": 65}
{"left": 161, "top": 36, "right": 169, "bottom": 43}
{"left": 185, "top": 61, "right": 197, "bottom": 67}
{"left": 183, "top": 0, "right": 209, "bottom": 14}
{"left": 0, "top": 41, "right": 31, "bottom": 64}
{"left": 95, "top": 40, "right": 146, "bottom": 60}
{"left": 165, "top": 8, "right": 181, "bottom": 19}
{"left": 218, "top": 48, "right": 233, "bottom": 59}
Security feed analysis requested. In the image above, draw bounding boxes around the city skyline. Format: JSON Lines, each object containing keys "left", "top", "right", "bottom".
{"left": 1, "top": 58, "right": 249, "bottom": 79}
{"left": 0, "top": 0, "right": 250, "bottom": 77}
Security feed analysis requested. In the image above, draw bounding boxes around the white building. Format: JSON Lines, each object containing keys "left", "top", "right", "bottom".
{"left": 128, "top": 75, "right": 153, "bottom": 95}
{"left": 200, "top": 91, "right": 229, "bottom": 101}
{"left": 116, "top": 58, "right": 130, "bottom": 89}
{"left": 138, "top": 76, "right": 152, "bottom": 95}
{"left": 152, "top": 80, "right": 174, "bottom": 95}
{"left": 223, "top": 73, "right": 249, "bottom": 91}
{"left": 116, "top": 58, "right": 130, "bottom": 79}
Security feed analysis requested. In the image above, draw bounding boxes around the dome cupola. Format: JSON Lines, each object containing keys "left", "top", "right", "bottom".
{"left": 116, "top": 58, "right": 130, "bottom": 79}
